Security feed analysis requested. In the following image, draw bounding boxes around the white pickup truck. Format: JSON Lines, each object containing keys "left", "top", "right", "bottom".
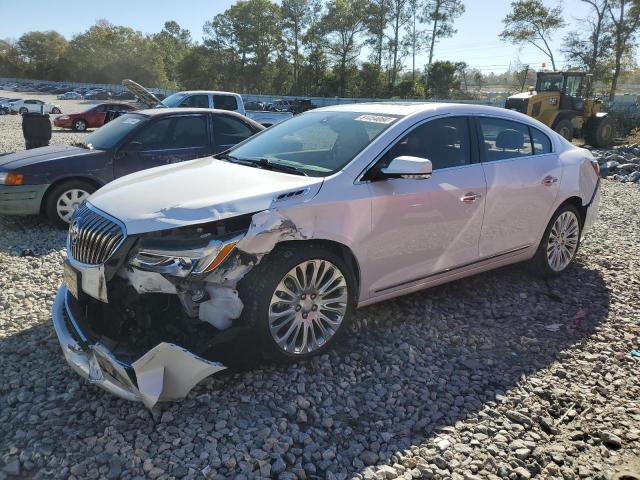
{"left": 123, "top": 80, "right": 292, "bottom": 127}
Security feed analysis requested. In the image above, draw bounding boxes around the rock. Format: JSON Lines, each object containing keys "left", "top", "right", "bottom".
{"left": 360, "top": 451, "right": 379, "bottom": 466}
{"left": 272, "top": 456, "right": 286, "bottom": 475}
{"left": 513, "top": 467, "right": 531, "bottom": 479}
{"left": 2, "top": 459, "right": 20, "bottom": 476}
{"left": 601, "top": 432, "right": 623, "bottom": 449}
{"left": 160, "top": 411, "right": 174, "bottom": 423}
{"left": 376, "top": 465, "right": 397, "bottom": 479}
{"left": 505, "top": 411, "right": 533, "bottom": 427}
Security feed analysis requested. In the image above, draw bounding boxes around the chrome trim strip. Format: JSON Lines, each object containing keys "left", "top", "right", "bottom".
{"left": 373, "top": 244, "right": 532, "bottom": 294}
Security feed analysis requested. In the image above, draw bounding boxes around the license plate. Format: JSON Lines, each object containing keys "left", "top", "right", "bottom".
{"left": 63, "top": 261, "right": 80, "bottom": 299}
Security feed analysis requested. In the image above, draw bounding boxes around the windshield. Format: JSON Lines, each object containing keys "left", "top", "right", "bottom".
{"left": 537, "top": 74, "right": 564, "bottom": 92}
{"left": 84, "top": 113, "right": 148, "bottom": 150}
{"left": 228, "top": 111, "right": 401, "bottom": 177}
{"left": 161, "top": 92, "right": 187, "bottom": 108}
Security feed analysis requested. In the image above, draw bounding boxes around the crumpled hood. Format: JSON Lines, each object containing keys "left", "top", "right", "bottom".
{"left": 0, "top": 145, "right": 100, "bottom": 169}
{"left": 89, "top": 157, "right": 324, "bottom": 235}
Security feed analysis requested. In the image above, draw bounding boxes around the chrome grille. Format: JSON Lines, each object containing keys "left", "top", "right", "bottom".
{"left": 68, "top": 204, "right": 125, "bottom": 265}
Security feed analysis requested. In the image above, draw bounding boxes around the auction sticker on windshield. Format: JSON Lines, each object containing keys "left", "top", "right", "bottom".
{"left": 355, "top": 114, "right": 396, "bottom": 124}
{"left": 122, "top": 118, "right": 141, "bottom": 125}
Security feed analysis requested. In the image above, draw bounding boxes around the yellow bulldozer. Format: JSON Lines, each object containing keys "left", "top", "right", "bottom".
{"left": 505, "top": 71, "right": 615, "bottom": 147}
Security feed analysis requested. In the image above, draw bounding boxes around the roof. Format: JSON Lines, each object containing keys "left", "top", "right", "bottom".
{"left": 130, "top": 108, "right": 264, "bottom": 129}
{"left": 174, "top": 91, "right": 242, "bottom": 97}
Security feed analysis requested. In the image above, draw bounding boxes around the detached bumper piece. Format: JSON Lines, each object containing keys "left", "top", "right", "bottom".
{"left": 52, "top": 286, "right": 226, "bottom": 407}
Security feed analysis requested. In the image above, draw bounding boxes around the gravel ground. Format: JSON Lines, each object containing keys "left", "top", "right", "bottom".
{"left": 0, "top": 89, "right": 109, "bottom": 153}
{"left": 0, "top": 91, "right": 639, "bottom": 479}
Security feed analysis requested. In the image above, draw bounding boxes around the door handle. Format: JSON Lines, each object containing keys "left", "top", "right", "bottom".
{"left": 542, "top": 175, "right": 558, "bottom": 186}
{"left": 460, "top": 192, "right": 482, "bottom": 204}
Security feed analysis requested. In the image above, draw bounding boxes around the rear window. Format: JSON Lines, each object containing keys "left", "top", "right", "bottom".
{"left": 214, "top": 95, "right": 238, "bottom": 111}
{"left": 479, "top": 117, "right": 533, "bottom": 161}
{"left": 531, "top": 127, "right": 552, "bottom": 154}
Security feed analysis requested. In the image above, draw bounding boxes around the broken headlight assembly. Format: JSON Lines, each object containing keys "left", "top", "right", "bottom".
{"left": 128, "top": 215, "right": 255, "bottom": 278}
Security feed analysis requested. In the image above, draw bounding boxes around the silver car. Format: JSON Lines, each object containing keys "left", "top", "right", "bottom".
{"left": 52, "top": 103, "right": 600, "bottom": 406}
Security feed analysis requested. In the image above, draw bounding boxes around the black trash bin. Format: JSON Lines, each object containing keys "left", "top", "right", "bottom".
{"left": 22, "top": 113, "right": 52, "bottom": 150}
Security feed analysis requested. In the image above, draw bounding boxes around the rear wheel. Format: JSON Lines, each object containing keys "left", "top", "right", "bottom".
{"left": 554, "top": 118, "right": 574, "bottom": 141}
{"left": 19, "top": 107, "right": 28, "bottom": 115}
{"left": 44, "top": 180, "right": 96, "bottom": 227}
{"left": 531, "top": 204, "right": 582, "bottom": 277}
{"left": 238, "top": 243, "right": 356, "bottom": 362}
{"left": 51, "top": 107, "right": 61, "bottom": 114}
{"left": 73, "top": 119, "right": 87, "bottom": 132}
{"left": 586, "top": 115, "right": 615, "bottom": 147}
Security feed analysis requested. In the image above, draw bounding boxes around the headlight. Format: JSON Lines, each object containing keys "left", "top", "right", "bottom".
{"left": 129, "top": 234, "right": 243, "bottom": 277}
{"left": 0, "top": 172, "right": 24, "bottom": 185}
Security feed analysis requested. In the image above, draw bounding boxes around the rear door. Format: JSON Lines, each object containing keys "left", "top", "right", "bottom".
{"left": 114, "top": 114, "right": 211, "bottom": 177}
{"left": 213, "top": 94, "right": 240, "bottom": 113}
{"left": 476, "top": 116, "right": 561, "bottom": 258}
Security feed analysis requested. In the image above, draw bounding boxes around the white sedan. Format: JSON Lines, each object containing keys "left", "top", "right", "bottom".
{"left": 57, "top": 91, "right": 83, "bottom": 100}
{"left": 52, "top": 102, "right": 600, "bottom": 404}
{"left": 10, "top": 99, "right": 61, "bottom": 114}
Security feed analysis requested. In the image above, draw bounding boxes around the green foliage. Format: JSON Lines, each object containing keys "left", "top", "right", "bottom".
{"left": 500, "top": 0, "right": 565, "bottom": 70}
{"left": 427, "top": 60, "right": 465, "bottom": 98}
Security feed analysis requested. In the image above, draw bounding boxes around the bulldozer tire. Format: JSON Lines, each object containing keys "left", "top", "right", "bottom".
{"left": 554, "top": 119, "right": 574, "bottom": 142}
{"left": 586, "top": 115, "right": 615, "bottom": 148}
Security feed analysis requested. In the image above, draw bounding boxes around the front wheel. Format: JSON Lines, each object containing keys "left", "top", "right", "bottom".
{"left": 44, "top": 180, "right": 96, "bottom": 227}
{"left": 554, "top": 119, "right": 574, "bottom": 141}
{"left": 586, "top": 115, "right": 615, "bottom": 147}
{"left": 531, "top": 204, "right": 582, "bottom": 277}
{"left": 238, "top": 244, "right": 356, "bottom": 362}
{"left": 73, "top": 119, "right": 87, "bottom": 132}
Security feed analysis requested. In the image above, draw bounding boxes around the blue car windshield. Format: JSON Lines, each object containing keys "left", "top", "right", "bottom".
{"left": 84, "top": 113, "right": 148, "bottom": 150}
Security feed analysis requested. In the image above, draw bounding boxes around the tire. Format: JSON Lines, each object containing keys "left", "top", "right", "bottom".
{"left": 0, "top": 108, "right": 6, "bottom": 115}
{"left": 238, "top": 243, "right": 357, "bottom": 362}
{"left": 530, "top": 203, "right": 582, "bottom": 278}
{"left": 73, "top": 119, "right": 87, "bottom": 132}
{"left": 585, "top": 115, "right": 615, "bottom": 148}
{"left": 554, "top": 118, "right": 574, "bottom": 141}
{"left": 19, "top": 107, "right": 28, "bottom": 115}
{"left": 44, "top": 180, "right": 96, "bottom": 227}
{"left": 51, "top": 107, "right": 61, "bottom": 114}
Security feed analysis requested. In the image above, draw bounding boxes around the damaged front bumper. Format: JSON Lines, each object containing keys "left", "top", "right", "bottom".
{"left": 52, "top": 286, "right": 226, "bottom": 407}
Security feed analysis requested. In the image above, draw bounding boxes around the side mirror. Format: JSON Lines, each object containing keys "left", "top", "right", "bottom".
{"left": 380, "top": 156, "right": 433, "bottom": 179}
{"left": 122, "top": 141, "right": 142, "bottom": 152}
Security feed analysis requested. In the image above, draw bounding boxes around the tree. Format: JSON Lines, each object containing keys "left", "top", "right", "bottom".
{"left": 427, "top": 60, "right": 464, "bottom": 98}
{"left": 500, "top": 0, "right": 565, "bottom": 71}
{"left": 422, "top": 0, "right": 465, "bottom": 86}
{"left": 607, "top": 0, "right": 640, "bottom": 101}
{"left": 152, "top": 21, "right": 192, "bottom": 88}
{"left": 387, "top": 0, "right": 411, "bottom": 89}
{"left": 204, "top": 0, "right": 283, "bottom": 92}
{"left": 365, "top": 0, "right": 391, "bottom": 68}
{"left": 406, "top": 0, "right": 427, "bottom": 82}
{"left": 16, "top": 31, "right": 68, "bottom": 79}
{"left": 323, "top": 0, "right": 369, "bottom": 96}
{"left": 281, "top": 0, "right": 314, "bottom": 94}
{"left": 562, "top": 0, "right": 613, "bottom": 87}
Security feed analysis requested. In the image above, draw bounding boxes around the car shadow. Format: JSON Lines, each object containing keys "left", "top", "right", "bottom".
{"left": 0, "top": 257, "right": 610, "bottom": 477}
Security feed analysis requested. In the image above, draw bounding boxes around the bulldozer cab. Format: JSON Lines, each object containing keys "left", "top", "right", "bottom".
{"left": 535, "top": 72, "right": 586, "bottom": 112}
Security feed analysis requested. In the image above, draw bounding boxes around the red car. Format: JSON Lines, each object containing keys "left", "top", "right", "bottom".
{"left": 53, "top": 103, "right": 137, "bottom": 132}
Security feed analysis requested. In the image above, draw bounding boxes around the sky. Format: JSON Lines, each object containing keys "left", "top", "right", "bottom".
{"left": 0, "top": 0, "right": 596, "bottom": 74}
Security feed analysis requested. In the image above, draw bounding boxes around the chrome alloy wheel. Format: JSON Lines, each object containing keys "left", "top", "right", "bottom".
{"left": 268, "top": 259, "right": 348, "bottom": 355}
{"left": 56, "top": 189, "right": 90, "bottom": 223}
{"left": 547, "top": 211, "right": 580, "bottom": 272}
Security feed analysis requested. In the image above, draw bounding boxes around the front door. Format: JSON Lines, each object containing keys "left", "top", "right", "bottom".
{"left": 114, "top": 114, "right": 211, "bottom": 178}
{"left": 476, "top": 116, "right": 561, "bottom": 258}
{"left": 362, "top": 116, "right": 487, "bottom": 296}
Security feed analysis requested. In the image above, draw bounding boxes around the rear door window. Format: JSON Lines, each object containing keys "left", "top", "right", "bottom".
{"left": 531, "top": 127, "right": 552, "bottom": 154}
{"left": 213, "top": 95, "right": 238, "bottom": 111}
{"left": 478, "top": 118, "right": 533, "bottom": 161}
{"left": 171, "top": 115, "right": 209, "bottom": 148}
{"left": 212, "top": 115, "right": 254, "bottom": 146}
{"left": 180, "top": 95, "right": 209, "bottom": 108}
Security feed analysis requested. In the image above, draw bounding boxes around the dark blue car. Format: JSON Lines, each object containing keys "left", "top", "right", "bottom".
{"left": 0, "top": 108, "right": 264, "bottom": 226}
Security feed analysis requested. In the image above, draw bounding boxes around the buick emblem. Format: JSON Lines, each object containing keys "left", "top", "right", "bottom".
{"left": 69, "top": 221, "right": 80, "bottom": 246}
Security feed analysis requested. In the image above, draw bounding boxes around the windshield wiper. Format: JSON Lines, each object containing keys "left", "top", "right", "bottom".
{"left": 71, "top": 141, "right": 92, "bottom": 150}
{"left": 217, "top": 154, "right": 308, "bottom": 176}
{"left": 253, "top": 158, "right": 308, "bottom": 176}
